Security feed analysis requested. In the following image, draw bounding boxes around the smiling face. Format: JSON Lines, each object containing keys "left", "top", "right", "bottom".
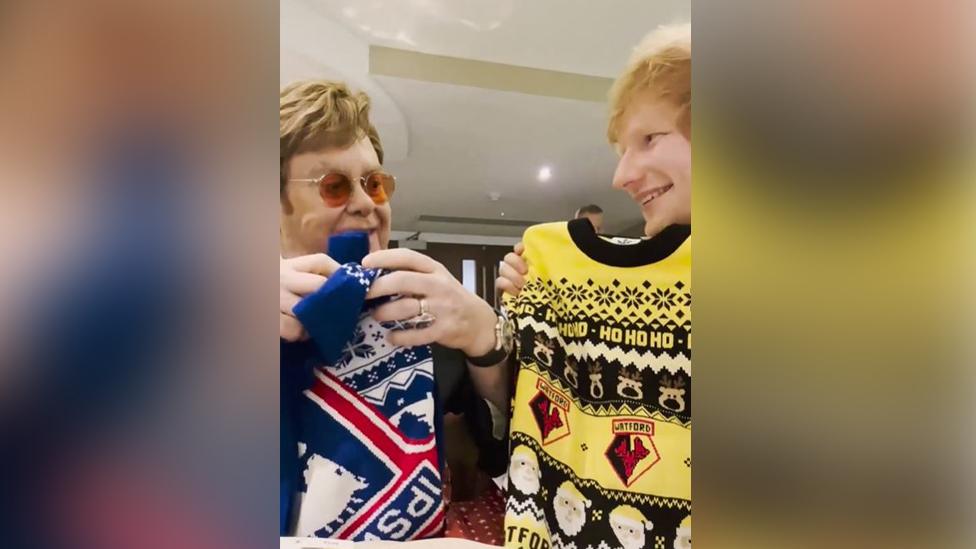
{"left": 612, "top": 95, "right": 691, "bottom": 238}
{"left": 280, "top": 137, "right": 391, "bottom": 257}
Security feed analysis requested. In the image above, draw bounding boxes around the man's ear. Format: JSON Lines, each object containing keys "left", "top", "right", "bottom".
{"left": 280, "top": 159, "right": 295, "bottom": 214}
{"left": 676, "top": 103, "right": 691, "bottom": 140}
{"left": 280, "top": 185, "right": 295, "bottom": 215}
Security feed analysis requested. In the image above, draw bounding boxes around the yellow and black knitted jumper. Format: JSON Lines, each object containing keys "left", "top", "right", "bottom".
{"left": 503, "top": 219, "right": 691, "bottom": 549}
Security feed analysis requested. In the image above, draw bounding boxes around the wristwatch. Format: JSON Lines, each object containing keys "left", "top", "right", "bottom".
{"left": 466, "top": 308, "right": 515, "bottom": 367}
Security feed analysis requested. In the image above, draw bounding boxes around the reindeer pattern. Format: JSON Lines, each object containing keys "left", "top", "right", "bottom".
{"left": 501, "top": 222, "right": 691, "bottom": 549}
{"left": 616, "top": 367, "right": 643, "bottom": 400}
{"left": 563, "top": 355, "right": 579, "bottom": 389}
{"left": 518, "top": 275, "right": 689, "bottom": 416}
{"left": 533, "top": 333, "right": 555, "bottom": 367}
{"left": 532, "top": 342, "right": 690, "bottom": 416}
{"left": 587, "top": 362, "right": 604, "bottom": 399}
{"left": 658, "top": 373, "right": 687, "bottom": 413}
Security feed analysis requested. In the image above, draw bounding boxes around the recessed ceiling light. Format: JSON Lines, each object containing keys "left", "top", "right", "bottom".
{"left": 537, "top": 166, "right": 552, "bottom": 182}
{"left": 500, "top": 212, "right": 506, "bottom": 216}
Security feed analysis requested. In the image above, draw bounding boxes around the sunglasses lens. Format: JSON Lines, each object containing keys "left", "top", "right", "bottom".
{"left": 366, "top": 172, "right": 395, "bottom": 204}
{"left": 319, "top": 174, "right": 351, "bottom": 207}
{"left": 316, "top": 172, "right": 395, "bottom": 207}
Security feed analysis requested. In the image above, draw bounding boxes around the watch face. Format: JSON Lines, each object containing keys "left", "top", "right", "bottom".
{"left": 501, "top": 316, "right": 515, "bottom": 351}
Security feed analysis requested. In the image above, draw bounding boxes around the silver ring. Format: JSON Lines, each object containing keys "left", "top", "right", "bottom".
{"left": 402, "top": 312, "right": 437, "bottom": 330}
{"left": 418, "top": 298, "right": 429, "bottom": 317}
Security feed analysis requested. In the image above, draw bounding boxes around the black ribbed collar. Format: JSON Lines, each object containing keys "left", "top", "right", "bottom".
{"left": 568, "top": 217, "right": 690, "bottom": 267}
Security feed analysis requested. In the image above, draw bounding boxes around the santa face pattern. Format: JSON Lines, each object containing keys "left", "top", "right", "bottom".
{"left": 509, "top": 447, "right": 542, "bottom": 496}
{"left": 503, "top": 221, "right": 691, "bottom": 549}
{"left": 503, "top": 435, "right": 690, "bottom": 549}
{"left": 609, "top": 506, "right": 653, "bottom": 549}
{"left": 674, "top": 524, "right": 691, "bottom": 549}
{"left": 552, "top": 484, "right": 590, "bottom": 536}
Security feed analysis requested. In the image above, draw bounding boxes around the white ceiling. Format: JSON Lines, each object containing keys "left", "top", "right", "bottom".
{"left": 281, "top": 0, "right": 690, "bottom": 236}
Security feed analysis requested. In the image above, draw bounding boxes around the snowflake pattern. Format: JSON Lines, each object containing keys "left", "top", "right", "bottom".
{"left": 341, "top": 264, "right": 375, "bottom": 288}
{"left": 562, "top": 283, "right": 589, "bottom": 303}
{"left": 651, "top": 287, "right": 677, "bottom": 311}
{"left": 336, "top": 326, "right": 375, "bottom": 367}
{"left": 620, "top": 286, "right": 646, "bottom": 309}
{"left": 593, "top": 286, "right": 616, "bottom": 307}
{"left": 299, "top": 259, "right": 442, "bottom": 539}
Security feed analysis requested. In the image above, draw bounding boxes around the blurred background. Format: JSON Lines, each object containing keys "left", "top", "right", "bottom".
{"left": 1, "top": 1, "right": 279, "bottom": 548}
{"left": 694, "top": 0, "right": 976, "bottom": 547}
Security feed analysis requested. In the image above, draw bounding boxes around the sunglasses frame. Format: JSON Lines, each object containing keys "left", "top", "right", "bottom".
{"left": 288, "top": 171, "right": 396, "bottom": 206}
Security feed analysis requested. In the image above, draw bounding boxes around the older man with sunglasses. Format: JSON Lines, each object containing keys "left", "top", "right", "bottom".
{"left": 279, "top": 80, "right": 511, "bottom": 541}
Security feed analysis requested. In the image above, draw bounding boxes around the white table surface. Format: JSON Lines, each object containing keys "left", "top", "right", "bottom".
{"left": 280, "top": 537, "right": 498, "bottom": 548}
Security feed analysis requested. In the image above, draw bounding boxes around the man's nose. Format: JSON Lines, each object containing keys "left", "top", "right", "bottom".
{"left": 345, "top": 180, "right": 375, "bottom": 216}
{"left": 613, "top": 149, "right": 642, "bottom": 192}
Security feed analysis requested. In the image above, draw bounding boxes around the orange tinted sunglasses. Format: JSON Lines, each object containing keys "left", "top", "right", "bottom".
{"left": 289, "top": 171, "right": 396, "bottom": 208}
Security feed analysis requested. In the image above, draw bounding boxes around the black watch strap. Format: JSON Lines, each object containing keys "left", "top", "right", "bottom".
{"left": 466, "top": 309, "right": 514, "bottom": 367}
{"left": 466, "top": 346, "right": 510, "bottom": 368}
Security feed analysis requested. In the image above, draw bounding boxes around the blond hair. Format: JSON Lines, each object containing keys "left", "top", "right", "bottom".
{"left": 607, "top": 23, "right": 691, "bottom": 143}
{"left": 279, "top": 80, "right": 384, "bottom": 195}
